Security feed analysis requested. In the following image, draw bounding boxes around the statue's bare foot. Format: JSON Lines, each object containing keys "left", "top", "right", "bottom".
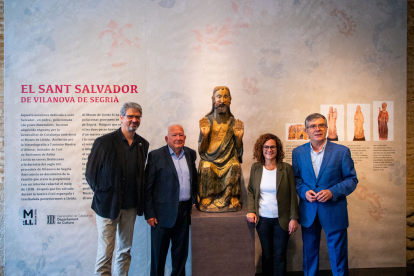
{"left": 213, "top": 196, "right": 228, "bottom": 208}
{"left": 201, "top": 197, "right": 212, "bottom": 207}
{"left": 230, "top": 197, "right": 240, "bottom": 208}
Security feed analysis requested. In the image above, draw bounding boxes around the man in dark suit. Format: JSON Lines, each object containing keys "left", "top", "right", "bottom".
{"left": 292, "top": 113, "right": 358, "bottom": 276}
{"left": 86, "top": 102, "right": 149, "bottom": 276}
{"left": 145, "top": 124, "right": 197, "bottom": 276}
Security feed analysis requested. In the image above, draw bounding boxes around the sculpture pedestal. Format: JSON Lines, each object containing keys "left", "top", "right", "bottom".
{"left": 353, "top": 136, "right": 366, "bottom": 141}
{"left": 191, "top": 206, "right": 255, "bottom": 276}
{"left": 327, "top": 136, "right": 338, "bottom": 141}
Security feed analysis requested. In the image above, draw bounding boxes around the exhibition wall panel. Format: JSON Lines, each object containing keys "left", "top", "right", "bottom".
{"left": 5, "top": 0, "right": 407, "bottom": 274}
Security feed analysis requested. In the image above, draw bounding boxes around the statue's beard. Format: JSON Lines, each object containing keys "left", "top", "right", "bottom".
{"left": 215, "top": 104, "right": 229, "bottom": 114}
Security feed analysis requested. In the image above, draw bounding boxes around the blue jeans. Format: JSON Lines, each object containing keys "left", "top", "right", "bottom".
{"left": 256, "top": 217, "right": 290, "bottom": 276}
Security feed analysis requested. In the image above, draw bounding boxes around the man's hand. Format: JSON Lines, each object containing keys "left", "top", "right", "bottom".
{"left": 234, "top": 119, "right": 244, "bottom": 139}
{"left": 246, "top": 213, "right": 257, "bottom": 223}
{"left": 199, "top": 117, "right": 210, "bottom": 137}
{"left": 147, "top": 217, "right": 158, "bottom": 227}
{"left": 316, "top": 189, "right": 332, "bottom": 202}
{"left": 305, "top": 190, "right": 317, "bottom": 203}
{"left": 288, "top": 219, "right": 298, "bottom": 234}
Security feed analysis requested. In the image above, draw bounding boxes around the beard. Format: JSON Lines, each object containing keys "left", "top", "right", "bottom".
{"left": 128, "top": 123, "right": 139, "bottom": 132}
{"left": 215, "top": 104, "right": 229, "bottom": 114}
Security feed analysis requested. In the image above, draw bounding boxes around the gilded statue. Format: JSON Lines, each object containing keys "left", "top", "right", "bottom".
{"left": 327, "top": 106, "right": 338, "bottom": 141}
{"left": 378, "top": 102, "right": 388, "bottom": 140}
{"left": 353, "top": 105, "right": 365, "bottom": 141}
{"left": 198, "top": 86, "right": 243, "bottom": 212}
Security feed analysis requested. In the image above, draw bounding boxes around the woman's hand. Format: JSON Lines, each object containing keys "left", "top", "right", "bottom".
{"left": 288, "top": 219, "right": 298, "bottom": 234}
{"left": 246, "top": 213, "right": 257, "bottom": 223}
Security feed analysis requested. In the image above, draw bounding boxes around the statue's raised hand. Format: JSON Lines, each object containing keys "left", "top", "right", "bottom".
{"left": 199, "top": 117, "right": 210, "bottom": 136}
{"left": 234, "top": 119, "right": 244, "bottom": 139}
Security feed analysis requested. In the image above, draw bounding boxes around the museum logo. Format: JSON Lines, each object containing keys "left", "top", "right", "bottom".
{"left": 23, "top": 209, "right": 37, "bottom": 225}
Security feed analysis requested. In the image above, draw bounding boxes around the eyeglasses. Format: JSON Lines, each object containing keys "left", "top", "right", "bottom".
{"left": 125, "top": 115, "right": 142, "bottom": 120}
{"left": 263, "top": 146, "right": 276, "bottom": 150}
{"left": 307, "top": 124, "right": 327, "bottom": 130}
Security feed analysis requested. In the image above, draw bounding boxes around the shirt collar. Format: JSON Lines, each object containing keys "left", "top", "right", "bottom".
{"left": 168, "top": 146, "right": 184, "bottom": 158}
{"left": 310, "top": 139, "right": 327, "bottom": 154}
{"left": 120, "top": 128, "right": 137, "bottom": 144}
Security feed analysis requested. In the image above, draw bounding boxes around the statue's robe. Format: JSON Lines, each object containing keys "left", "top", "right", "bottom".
{"left": 354, "top": 112, "right": 364, "bottom": 139}
{"left": 198, "top": 115, "right": 242, "bottom": 201}
{"left": 378, "top": 110, "right": 388, "bottom": 140}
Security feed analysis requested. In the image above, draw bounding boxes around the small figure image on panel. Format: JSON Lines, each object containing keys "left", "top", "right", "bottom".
{"left": 287, "top": 123, "right": 308, "bottom": 140}
{"left": 327, "top": 106, "right": 338, "bottom": 141}
{"left": 354, "top": 105, "right": 365, "bottom": 141}
{"left": 378, "top": 102, "right": 388, "bottom": 140}
{"left": 346, "top": 104, "right": 370, "bottom": 141}
{"left": 198, "top": 86, "right": 243, "bottom": 212}
{"left": 373, "top": 101, "right": 393, "bottom": 141}
{"left": 320, "top": 105, "right": 344, "bottom": 141}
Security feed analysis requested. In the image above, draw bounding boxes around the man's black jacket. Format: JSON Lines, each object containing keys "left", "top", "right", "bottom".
{"left": 85, "top": 128, "right": 149, "bottom": 220}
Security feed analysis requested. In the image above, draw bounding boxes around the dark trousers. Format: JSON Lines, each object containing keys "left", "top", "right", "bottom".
{"left": 256, "top": 217, "right": 290, "bottom": 276}
{"left": 151, "top": 201, "right": 191, "bottom": 276}
{"left": 302, "top": 215, "right": 348, "bottom": 276}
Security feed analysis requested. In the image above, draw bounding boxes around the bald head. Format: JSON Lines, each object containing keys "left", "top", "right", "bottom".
{"left": 165, "top": 125, "right": 186, "bottom": 156}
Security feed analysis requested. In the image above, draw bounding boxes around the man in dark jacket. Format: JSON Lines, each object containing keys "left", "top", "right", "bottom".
{"left": 86, "top": 102, "right": 149, "bottom": 276}
{"left": 145, "top": 124, "right": 197, "bottom": 276}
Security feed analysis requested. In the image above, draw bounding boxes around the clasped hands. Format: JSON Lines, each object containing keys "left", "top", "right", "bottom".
{"left": 305, "top": 189, "right": 332, "bottom": 203}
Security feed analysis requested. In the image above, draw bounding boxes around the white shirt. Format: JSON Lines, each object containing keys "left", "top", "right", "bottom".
{"left": 258, "top": 167, "right": 278, "bottom": 218}
{"left": 310, "top": 140, "right": 327, "bottom": 178}
{"left": 168, "top": 146, "right": 191, "bottom": 201}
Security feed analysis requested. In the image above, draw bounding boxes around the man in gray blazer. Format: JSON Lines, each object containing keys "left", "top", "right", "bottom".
{"left": 144, "top": 124, "right": 197, "bottom": 276}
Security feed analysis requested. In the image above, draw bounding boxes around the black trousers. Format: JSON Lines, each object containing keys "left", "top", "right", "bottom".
{"left": 256, "top": 217, "right": 290, "bottom": 276}
{"left": 151, "top": 201, "right": 191, "bottom": 276}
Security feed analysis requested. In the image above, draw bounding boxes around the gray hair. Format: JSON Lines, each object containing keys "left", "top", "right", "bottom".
{"left": 305, "top": 113, "right": 327, "bottom": 128}
{"left": 166, "top": 123, "right": 184, "bottom": 136}
{"left": 120, "top": 102, "right": 142, "bottom": 116}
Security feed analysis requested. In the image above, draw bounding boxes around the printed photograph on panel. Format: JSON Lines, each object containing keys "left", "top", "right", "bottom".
{"left": 373, "top": 101, "right": 394, "bottom": 141}
{"left": 285, "top": 123, "right": 308, "bottom": 141}
{"left": 320, "top": 105, "right": 345, "bottom": 141}
{"left": 347, "top": 104, "right": 370, "bottom": 141}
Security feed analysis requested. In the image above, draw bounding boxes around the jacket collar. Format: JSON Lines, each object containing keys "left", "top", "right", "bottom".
{"left": 163, "top": 145, "right": 194, "bottom": 185}
{"left": 316, "top": 140, "right": 333, "bottom": 183}
{"left": 163, "top": 145, "right": 178, "bottom": 179}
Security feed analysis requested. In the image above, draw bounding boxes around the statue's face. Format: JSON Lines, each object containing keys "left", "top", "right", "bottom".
{"left": 357, "top": 105, "right": 361, "bottom": 112}
{"left": 382, "top": 102, "right": 387, "bottom": 110}
{"left": 213, "top": 88, "right": 231, "bottom": 114}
